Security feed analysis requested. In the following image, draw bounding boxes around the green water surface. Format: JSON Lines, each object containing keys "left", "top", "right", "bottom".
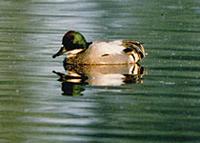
{"left": 0, "top": 0, "right": 200, "bottom": 143}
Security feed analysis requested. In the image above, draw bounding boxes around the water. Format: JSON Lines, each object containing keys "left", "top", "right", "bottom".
{"left": 0, "top": 0, "right": 200, "bottom": 142}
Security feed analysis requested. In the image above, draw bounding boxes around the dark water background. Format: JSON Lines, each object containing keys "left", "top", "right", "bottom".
{"left": 0, "top": 0, "right": 200, "bottom": 142}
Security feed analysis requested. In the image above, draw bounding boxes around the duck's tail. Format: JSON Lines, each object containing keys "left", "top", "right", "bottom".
{"left": 122, "top": 40, "right": 145, "bottom": 60}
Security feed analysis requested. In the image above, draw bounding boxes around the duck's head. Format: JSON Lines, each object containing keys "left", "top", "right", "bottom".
{"left": 53, "top": 31, "right": 89, "bottom": 58}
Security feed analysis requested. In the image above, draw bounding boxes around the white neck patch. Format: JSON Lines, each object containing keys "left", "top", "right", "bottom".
{"left": 66, "top": 49, "right": 84, "bottom": 58}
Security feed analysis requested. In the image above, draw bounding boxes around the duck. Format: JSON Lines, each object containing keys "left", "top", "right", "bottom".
{"left": 52, "top": 30, "right": 145, "bottom": 65}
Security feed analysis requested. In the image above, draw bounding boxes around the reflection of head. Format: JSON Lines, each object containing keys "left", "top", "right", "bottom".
{"left": 62, "top": 82, "right": 85, "bottom": 96}
{"left": 53, "top": 70, "right": 87, "bottom": 96}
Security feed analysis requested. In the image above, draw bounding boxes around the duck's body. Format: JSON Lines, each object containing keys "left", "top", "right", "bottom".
{"left": 53, "top": 31, "right": 145, "bottom": 65}
{"left": 66, "top": 40, "right": 142, "bottom": 65}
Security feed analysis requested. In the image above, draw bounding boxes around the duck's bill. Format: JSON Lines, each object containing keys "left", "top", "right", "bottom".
{"left": 52, "top": 46, "right": 66, "bottom": 58}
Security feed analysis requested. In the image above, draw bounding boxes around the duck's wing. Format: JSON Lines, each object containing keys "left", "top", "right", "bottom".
{"left": 121, "top": 40, "right": 145, "bottom": 59}
{"left": 107, "top": 40, "right": 145, "bottom": 63}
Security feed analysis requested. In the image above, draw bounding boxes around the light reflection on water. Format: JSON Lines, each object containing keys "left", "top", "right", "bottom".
{"left": 0, "top": 0, "right": 200, "bottom": 143}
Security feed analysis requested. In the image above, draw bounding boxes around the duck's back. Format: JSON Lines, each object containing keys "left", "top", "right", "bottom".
{"left": 76, "top": 40, "right": 129, "bottom": 65}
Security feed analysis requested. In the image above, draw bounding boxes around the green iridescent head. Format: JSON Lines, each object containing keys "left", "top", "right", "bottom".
{"left": 53, "top": 31, "right": 90, "bottom": 58}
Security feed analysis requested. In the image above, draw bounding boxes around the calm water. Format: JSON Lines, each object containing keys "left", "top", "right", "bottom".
{"left": 0, "top": 0, "right": 200, "bottom": 142}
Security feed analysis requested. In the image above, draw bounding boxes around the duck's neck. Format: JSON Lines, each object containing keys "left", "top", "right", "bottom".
{"left": 70, "top": 42, "right": 92, "bottom": 55}
{"left": 86, "top": 42, "right": 92, "bottom": 48}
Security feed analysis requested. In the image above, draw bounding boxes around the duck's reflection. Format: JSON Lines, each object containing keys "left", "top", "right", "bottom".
{"left": 53, "top": 64, "right": 144, "bottom": 96}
